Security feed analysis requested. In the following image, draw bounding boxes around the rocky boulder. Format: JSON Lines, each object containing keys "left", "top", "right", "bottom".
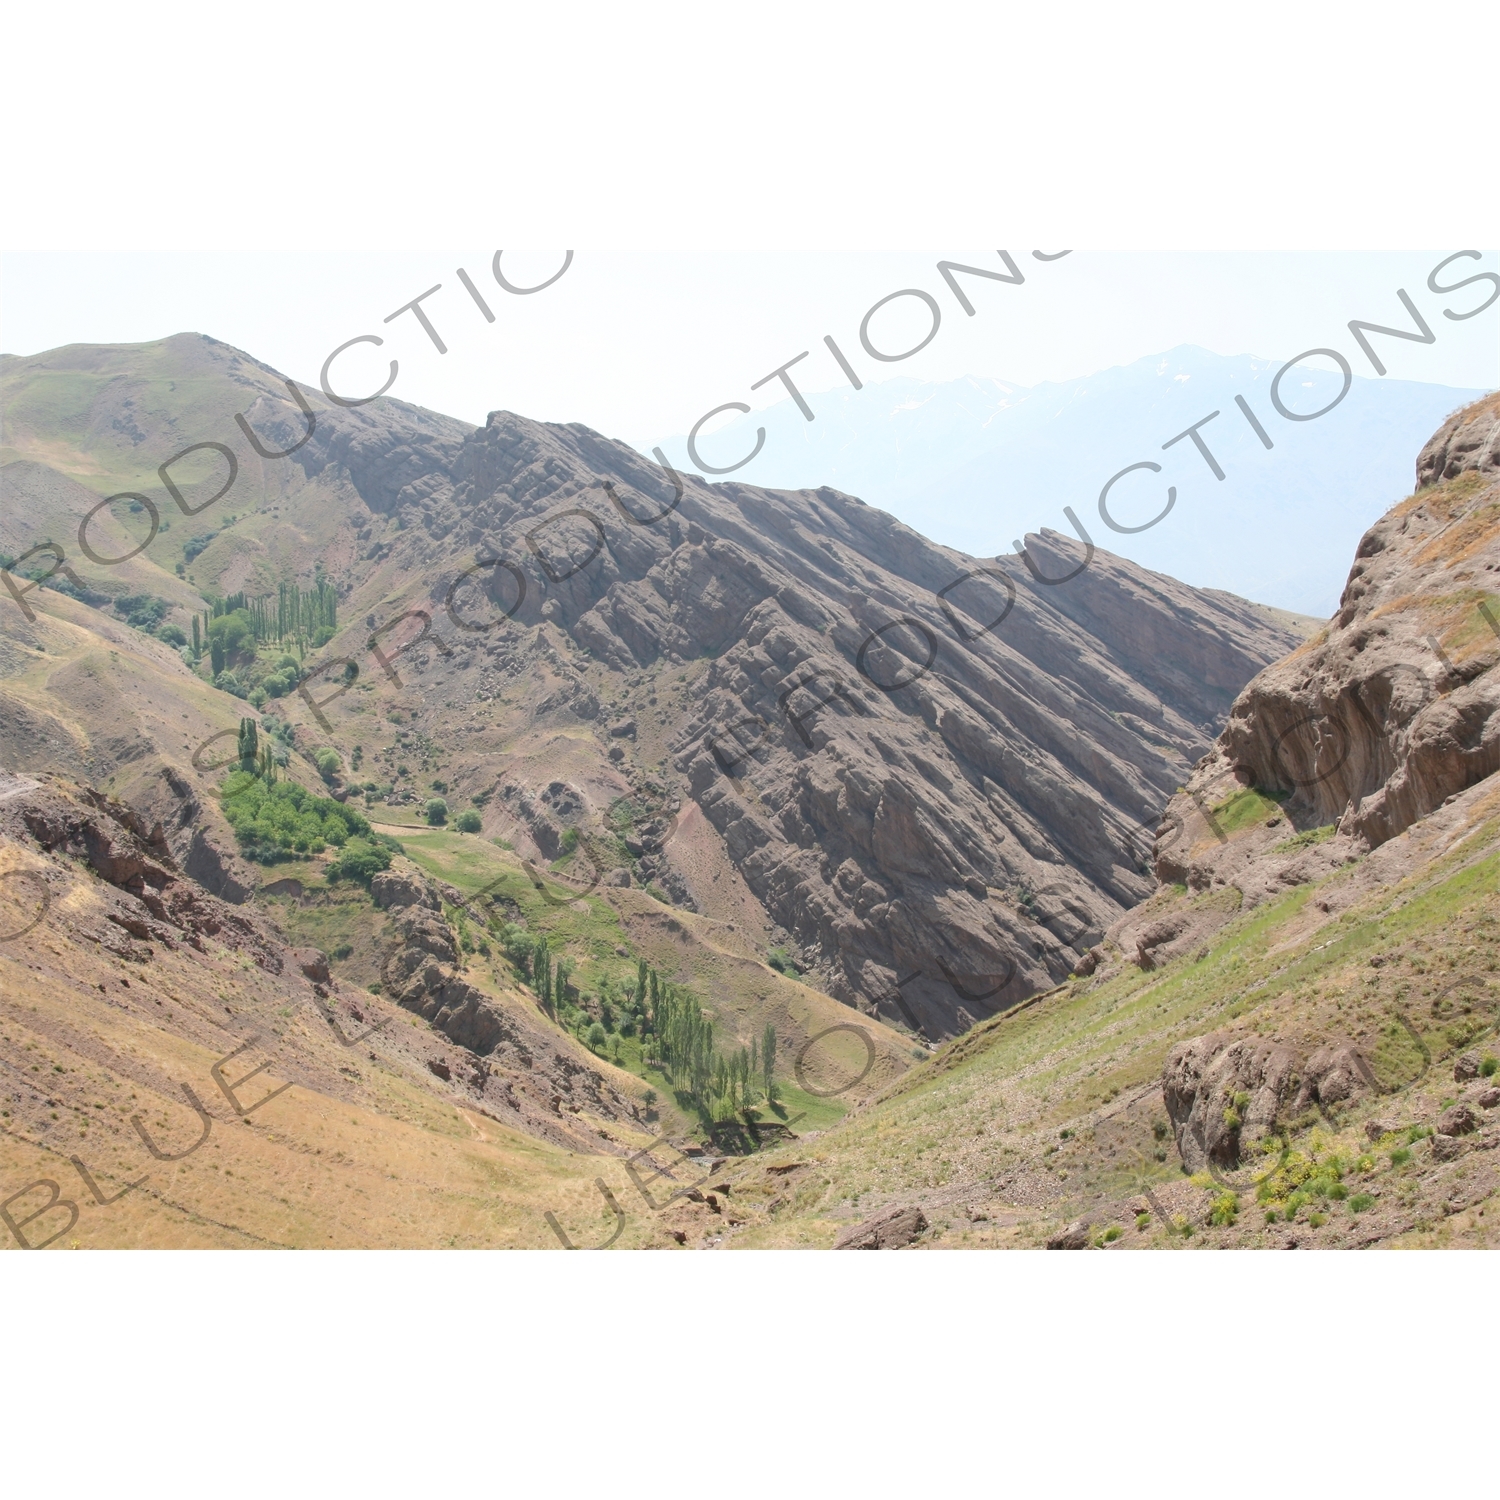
{"left": 292, "top": 947, "right": 331, "bottom": 985}
{"left": 1437, "top": 1102, "right": 1479, "bottom": 1136}
{"left": 834, "top": 1204, "right": 929, "bottom": 1250}
{"left": 1046, "top": 1220, "right": 1092, "bottom": 1250}
{"left": 1163, "top": 1032, "right": 1304, "bottom": 1170}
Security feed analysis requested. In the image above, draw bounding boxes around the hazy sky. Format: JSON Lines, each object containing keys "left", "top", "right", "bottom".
{"left": 3, "top": 251, "right": 1495, "bottom": 455}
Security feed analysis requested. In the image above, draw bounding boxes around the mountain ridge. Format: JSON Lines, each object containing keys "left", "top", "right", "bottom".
{"left": 652, "top": 346, "right": 1488, "bottom": 615}
{"left": 7, "top": 333, "right": 1316, "bottom": 1040}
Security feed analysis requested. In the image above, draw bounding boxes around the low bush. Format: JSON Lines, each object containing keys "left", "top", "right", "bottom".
{"left": 766, "top": 946, "right": 800, "bottom": 976}
{"left": 1271, "top": 823, "right": 1337, "bottom": 854}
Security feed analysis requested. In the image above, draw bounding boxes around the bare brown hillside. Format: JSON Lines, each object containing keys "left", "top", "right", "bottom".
{"left": 2, "top": 335, "right": 1301, "bottom": 1040}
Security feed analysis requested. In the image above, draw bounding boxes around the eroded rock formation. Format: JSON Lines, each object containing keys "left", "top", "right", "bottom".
{"left": 1158, "top": 392, "right": 1500, "bottom": 889}
{"left": 315, "top": 404, "right": 1300, "bottom": 1038}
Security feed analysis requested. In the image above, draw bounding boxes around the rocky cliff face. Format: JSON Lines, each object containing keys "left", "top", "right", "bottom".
{"left": 1158, "top": 392, "right": 1500, "bottom": 891}
{"left": 326, "top": 404, "right": 1299, "bottom": 1039}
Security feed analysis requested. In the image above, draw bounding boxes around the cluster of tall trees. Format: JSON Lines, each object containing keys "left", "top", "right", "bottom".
{"left": 491, "top": 932, "right": 780, "bottom": 1115}
{"left": 236, "top": 717, "right": 278, "bottom": 784}
{"left": 196, "top": 576, "right": 339, "bottom": 673}
{"left": 637, "top": 961, "right": 777, "bottom": 1113}
{"left": 273, "top": 576, "right": 338, "bottom": 643}
{"left": 528, "top": 936, "right": 574, "bottom": 1013}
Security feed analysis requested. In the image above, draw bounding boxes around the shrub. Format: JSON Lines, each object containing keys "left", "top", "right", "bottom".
{"left": 183, "top": 529, "right": 218, "bottom": 562}
{"left": 114, "top": 592, "right": 169, "bottom": 631}
{"left": 1307, "top": 1211, "right": 1327, "bottom": 1228}
{"left": 331, "top": 943, "right": 353, "bottom": 960}
{"left": 1135, "top": 1212, "right": 1150, "bottom": 1231}
{"left": 314, "top": 748, "right": 342, "bottom": 783}
{"left": 1389, "top": 1147, "right": 1411, "bottom": 1166}
{"left": 311, "top": 625, "right": 336, "bottom": 647}
{"left": 1209, "top": 1191, "right": 1238, "bottom": 1227}
{"left": 1271, "top": 823, "right": 1337, "bottom": 854}
{"left": 766, "top": 946, "right": 800, "bottom": 976}
{"left": 158, "top": 623, "right": 188, "bottom": 647}
{"left": 1481, "top": 1056, "right": 1499, "bottom": 1078}
{"left": 1102, "top": 1225, "right": 1122, "bottom": 1243}
{"left": 327, "top": 839, "right": 390, "bottom": 884}
{"left": 1349, "top": 1193, "right": 1375, "bottom": 1213}
{"left": 454, "top": 810, "right": 482, "bottom": 833}
{"left": 426, "top": 798, "right": 448, "bottom": 826}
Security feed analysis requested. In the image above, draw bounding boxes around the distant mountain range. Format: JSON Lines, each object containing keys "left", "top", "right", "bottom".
{"left": 649, "top": 346, "right": 1490, "bottom": 616}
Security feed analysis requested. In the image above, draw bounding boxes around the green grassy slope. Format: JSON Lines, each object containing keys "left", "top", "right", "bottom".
{"left": 716, "top": 786, "right": 1500, "bottom": 1248}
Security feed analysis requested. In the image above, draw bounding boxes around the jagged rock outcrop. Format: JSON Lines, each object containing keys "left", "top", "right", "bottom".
{"left": 370, "top": 857, "right": 442, "bottom": 912}
{"left": 834, "top": 1203, "right": 929, "bottom": 1249}
{"left": 1163, "top": 1031, "right": 1371, "bottom": 1171}
{"left": 1159, "top": 393, "right": 1500, "bottom": 892}
{"left": 1416, "top": 394, "right": 1500, "bottom": 488}
{"left": 2, "top": 773, "right": 281, "bottom": 968}
{"left": 130, "top": 763, "right": 255, "bottom": 904}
